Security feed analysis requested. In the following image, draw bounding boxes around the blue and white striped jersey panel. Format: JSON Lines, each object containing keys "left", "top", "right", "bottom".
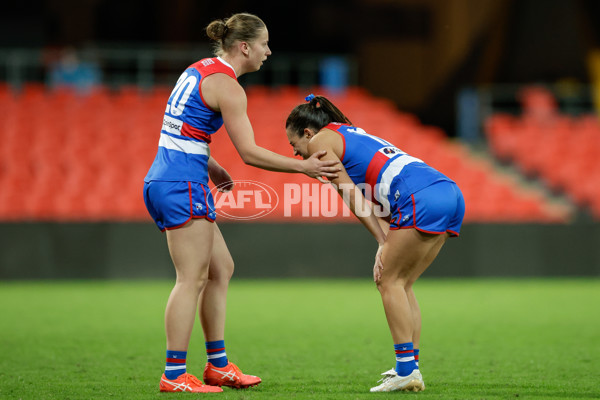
{"left": 145, "top": 57, "right": 237, "bottom": 184}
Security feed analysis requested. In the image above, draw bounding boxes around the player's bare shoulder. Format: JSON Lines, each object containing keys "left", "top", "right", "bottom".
{"left": 201, "top": 73, "right": 244, "bottom": 112}
{"left": 308, "top": 128, "right": 344, "bottom": 159}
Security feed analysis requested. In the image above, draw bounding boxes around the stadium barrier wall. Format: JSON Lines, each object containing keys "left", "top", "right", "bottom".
{"left": 0, "top": 222, "right": 598, "bottom": 280}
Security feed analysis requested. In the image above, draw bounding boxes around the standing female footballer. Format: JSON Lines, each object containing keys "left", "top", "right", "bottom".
{"left": 143, "top": 15, "right": 340, "bottom": 393}
{"left": 284, "top": 94, "right": 465, "bottom": 392}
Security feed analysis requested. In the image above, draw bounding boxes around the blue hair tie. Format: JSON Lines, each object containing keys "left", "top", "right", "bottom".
{"left": 305, "top": 94, "right": 315, "bottom": 102}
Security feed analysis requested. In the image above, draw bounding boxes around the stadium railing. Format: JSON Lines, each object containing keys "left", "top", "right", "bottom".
{"left": 0, "top": 46, "right": 357, "bottom": 90}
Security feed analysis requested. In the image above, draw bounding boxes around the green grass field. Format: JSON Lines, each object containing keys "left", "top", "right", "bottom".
{"left": 1, "top": 279, "right": 598, "bottom": 399}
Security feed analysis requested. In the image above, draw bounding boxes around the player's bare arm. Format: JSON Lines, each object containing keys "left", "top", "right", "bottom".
{"left": 203, "top": 74, "right": 340, "bottom": 179}
{"left": 308, "top": 132, "right": 387, "bottom": 246}
{"left": 308, "top": 131, "right": 386, "bottom": 281}
{"left": 208, "top": 157, "right": 234, "bottom": 192}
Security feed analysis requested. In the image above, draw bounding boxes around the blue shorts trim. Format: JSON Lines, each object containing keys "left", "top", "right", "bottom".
{"left": 389, "top": 181, "right": 465, "bottom": 236}
{"left": 143, "top": 181, "right": 216, "bottom": 231}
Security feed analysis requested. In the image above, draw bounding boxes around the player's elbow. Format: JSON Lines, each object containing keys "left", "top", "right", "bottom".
{"left": 236, "top": 147, "right": 259, "bottom": 166}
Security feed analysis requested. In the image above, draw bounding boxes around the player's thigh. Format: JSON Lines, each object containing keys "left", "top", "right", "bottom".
{"left": 166, "top": 218, "right": 215, "bottom": 281}
{"left": 208, "top": 223, "right": 234, "bottom": 281}
{"left": 406, "top": 232, "right": 448, "bottom": 285}
{"left": 380, "top": 228, "right": 444, "bottom": 282}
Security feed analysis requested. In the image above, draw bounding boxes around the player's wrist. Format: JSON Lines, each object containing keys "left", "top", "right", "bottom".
{"left": 298, "top": 159, "right": 310, "bottom": 175}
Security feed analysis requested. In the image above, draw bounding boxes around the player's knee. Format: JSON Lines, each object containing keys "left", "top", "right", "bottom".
{"left": 219, "top": 259, "right": 234, "bottom": 282}
{"left": 209, "top": 257, "right": 234, "bottom": 283}
{"left": 376, "top": 275, "right": 410, "bottom": 293}
{"left": 176, "top": 273, "right": 210, "bottom": 292}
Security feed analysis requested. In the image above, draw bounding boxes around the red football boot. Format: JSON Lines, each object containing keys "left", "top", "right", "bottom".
{"left": 160, "top": 372, "right": 223, "bottom": 393}
{"left": 203, "top": 362, "right": 261, "bottom": 389}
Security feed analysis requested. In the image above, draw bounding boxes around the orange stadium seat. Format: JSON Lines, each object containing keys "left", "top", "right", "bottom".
{"left": 484, "top": 87, "right": 600, "bottom": 219}
{"left": 0, "top": 84, "right": 576, "bottom": 222}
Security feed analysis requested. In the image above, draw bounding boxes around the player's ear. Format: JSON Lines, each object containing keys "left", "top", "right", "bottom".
{"left": 303, "top": 128, "right": 314, "bottom": 139}
{"left": 240, "top": 41, "right": 250, "bottom": 56}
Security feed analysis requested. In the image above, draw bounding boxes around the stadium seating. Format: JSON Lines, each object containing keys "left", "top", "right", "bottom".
{"left": 0, "top": 83, "right": 572, "bottom": 223}
{"left": 485, "top": 86, "right": 600, "bottom": 219}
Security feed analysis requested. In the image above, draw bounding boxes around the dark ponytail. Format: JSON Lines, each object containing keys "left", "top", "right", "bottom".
{"left": 285, "top": 95, "right": 352, "bottom": 138}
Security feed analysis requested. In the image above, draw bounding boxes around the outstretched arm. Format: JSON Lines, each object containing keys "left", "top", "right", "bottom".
{"left": 207, "top": 75, "right": 340, "bottom": 180}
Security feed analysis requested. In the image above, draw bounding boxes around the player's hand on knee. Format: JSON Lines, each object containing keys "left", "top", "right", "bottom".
{"left": 373, "top": 244, "right": 385, "bottom": 283}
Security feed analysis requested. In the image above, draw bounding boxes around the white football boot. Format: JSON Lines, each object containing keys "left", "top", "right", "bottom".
{"left": 414, "top": 369, "right": 426, "bottom": 390}
{"left": 369, "top": 368, "right": 425, "bottom": 392}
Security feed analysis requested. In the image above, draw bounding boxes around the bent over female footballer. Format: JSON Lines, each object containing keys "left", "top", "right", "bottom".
{"left": 143, "top": 15, "right": 340, "bottom": 393}
{"left": 284, "top": 94, "right": 465, "bottom": 393}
